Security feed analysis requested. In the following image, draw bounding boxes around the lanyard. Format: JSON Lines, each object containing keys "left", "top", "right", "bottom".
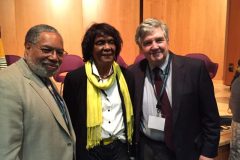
{"left": 149, "top": 53, "right": 172, "bottom": 113}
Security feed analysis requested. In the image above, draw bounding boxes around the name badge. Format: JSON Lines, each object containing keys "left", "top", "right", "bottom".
{"left": 148, "top": 115, "right": 165, "bottom": 131}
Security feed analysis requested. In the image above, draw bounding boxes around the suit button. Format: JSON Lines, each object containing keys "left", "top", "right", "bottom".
{"left": 67, "top": 143, "right": 72, "bottom": 146}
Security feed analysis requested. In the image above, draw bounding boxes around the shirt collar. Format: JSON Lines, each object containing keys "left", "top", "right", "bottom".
{"left": 149, "top": 53, "right": 169, "bottom": 74}
{"left": 91, "top": 61, "right": 113, "bottom": 80}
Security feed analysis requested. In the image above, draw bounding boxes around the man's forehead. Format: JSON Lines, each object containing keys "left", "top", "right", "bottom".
{"left": 39, "top": 31, "right": 60, "bottom": 37}
{"left": 143, "top": 31, "right": 164, "bottom": 41}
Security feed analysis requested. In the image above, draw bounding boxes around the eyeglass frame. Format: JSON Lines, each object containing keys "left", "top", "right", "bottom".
{"left": 30, "top": 42, "right": 68, "bottom": 58}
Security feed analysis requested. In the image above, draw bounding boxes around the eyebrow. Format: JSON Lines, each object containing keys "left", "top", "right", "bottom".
{"left": 41, "top": 45, "right": 64, "bottom": 50}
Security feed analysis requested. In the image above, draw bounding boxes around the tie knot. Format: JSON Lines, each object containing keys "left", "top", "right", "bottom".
{"left": 153, "top": 67, "right": 162, "bottom": 81}
{"left": 153, "top": 67, "right": 162, "bottom": 75}
{"left": 153, "top": 67, "right": 161, "bottom": 73}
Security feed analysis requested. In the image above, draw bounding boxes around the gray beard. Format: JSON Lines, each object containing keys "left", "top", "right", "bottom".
{"left": 25, "top": 56, "right": 59, "bottom": 78}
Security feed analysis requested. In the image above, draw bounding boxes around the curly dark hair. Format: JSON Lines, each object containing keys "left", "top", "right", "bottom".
{"left": 81, "top": 23, "right": 123, "bottom": 62}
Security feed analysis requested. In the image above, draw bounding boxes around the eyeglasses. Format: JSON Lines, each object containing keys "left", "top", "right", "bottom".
{"left": 32, "top": 44, "right": 68, "bottom": 57}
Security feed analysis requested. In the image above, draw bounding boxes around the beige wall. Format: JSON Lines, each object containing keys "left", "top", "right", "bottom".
{"left": 0, "top": 0, "right": 229, "bottom": 80}
{"left": 144, "top": 0, "right": 228, "bottom": 80}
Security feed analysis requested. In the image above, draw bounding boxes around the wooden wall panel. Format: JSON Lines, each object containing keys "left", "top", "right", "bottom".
{"left": 0, "top": 0, "right": 18, "bottom": 55}
{"left": 0, "top": 0, "right": 229, "bottom": 76}
{"left": 15, "top": 0, "right": 83, "bottom": 56}
{"left": 0, "top": 0, "right": 83, "bottom": 57}
{"left": 0, "top": 0, "right": 139, "bottom": 65}
{"left": 143, "top": 0, "right": 228, "bottom": 80}
{"left": 82, "top": 0, "right": 140, "bottom": 64}
{"left": 224, "top": 0, "right": 240, "bottom": 85}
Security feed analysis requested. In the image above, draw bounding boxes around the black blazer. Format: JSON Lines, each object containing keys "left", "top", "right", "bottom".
{"left": 63, "top": 65, "right": 135, "bottom": 160}
{"left": 128, "top": 52, "right": 220, "bottom": 160}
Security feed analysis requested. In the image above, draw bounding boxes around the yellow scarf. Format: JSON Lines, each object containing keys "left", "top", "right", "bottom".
{"left": 85, "top": 61, "right": 133, "bottom": 149}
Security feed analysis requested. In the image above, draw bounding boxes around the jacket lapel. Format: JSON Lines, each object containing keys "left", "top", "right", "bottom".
{"left": 171, "top": 55, "right": 185, "bottom": 128}
{"left": 17, "top": 59, "right": 72, "bottom": 137}
{"left": 30, "top": 79, "right": 71, "bottom": 135}
{"left": 135, "top": 59, "right": 148, "bottom": 99}
{"left": 135, "top": 59, "right": 148, "bottom": 108}
{"left": 50, "top": 81, "right": 76, "bottom": 139}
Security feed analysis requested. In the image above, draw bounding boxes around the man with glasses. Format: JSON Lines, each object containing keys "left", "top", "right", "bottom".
{"left": 0, "top": 24, "right": 75, "bottom": 160}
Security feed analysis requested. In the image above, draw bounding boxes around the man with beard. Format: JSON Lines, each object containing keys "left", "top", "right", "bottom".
{"left": 0, "top": 24, "right": 76, "bottom": 160}
{"left": 128, "top": 18, "right": 220, "bottom": 160}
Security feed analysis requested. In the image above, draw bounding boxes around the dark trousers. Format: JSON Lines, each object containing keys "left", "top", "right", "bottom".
{"left": 138, "top": 133, "right": 176, "bottom": 160}
{"left": 88, "top": 140, "right": 129, "bottom": 160}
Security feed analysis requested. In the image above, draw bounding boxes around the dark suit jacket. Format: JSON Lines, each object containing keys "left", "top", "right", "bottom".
{"left": 63, "top": 65, "right": 135, "bottom": 160}
{"left": 128, "top": 52, "right": 220, "bottom": 160}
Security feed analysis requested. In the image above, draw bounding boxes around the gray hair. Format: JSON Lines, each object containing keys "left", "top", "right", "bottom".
{"left": 135, "top": 18, "right": 169, "bottom": 47}
{"left": 24, "top": 24, "right": 61, "bottom": 46}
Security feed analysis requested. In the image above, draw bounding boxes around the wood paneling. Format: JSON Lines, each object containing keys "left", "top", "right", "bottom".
{"left": 0, "top": 0, "right": 232, "bottom": 76}
{"left": 0, "top": 0, "right": 83, "bottom": 57}
{"left": 15, "top": 0, "right": 83, "bottom": 57}
{"left": 0, "top": 0, "right": 18, "bottom": 55}
{"left": 82, "top": 0, "right": 140, "bottom": 64}
{"left": 0, "top": 0, "right": 139, "bottom": 65}
{"left": 143, "top": 0, "right": 228, "bottom": 80}
{"left": 224, "top": 0, "right": 240, "bottom": 85}
{"left": 216, "top": 144, "right": 230, "bottom": 160}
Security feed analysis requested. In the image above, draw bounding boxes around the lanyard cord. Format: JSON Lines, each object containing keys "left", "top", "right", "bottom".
{"left": 148, "top": 53, "right": 172, "bottom": 111}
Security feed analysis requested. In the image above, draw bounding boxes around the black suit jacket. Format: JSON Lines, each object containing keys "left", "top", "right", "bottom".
{"left": 128, "top": 52, "right": 220, "bottom": 160}
{"left": 63, "top": 65, "right": 135, "bottom": 160}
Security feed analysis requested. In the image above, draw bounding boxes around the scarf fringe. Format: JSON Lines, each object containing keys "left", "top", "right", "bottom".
{"left": 86, "top": 126, "right": 102, "bottom": 149}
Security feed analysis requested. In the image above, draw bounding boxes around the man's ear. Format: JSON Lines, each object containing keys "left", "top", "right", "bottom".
{"left": 24, "top": 43, "right": 31, "bottom": 57}
{"left": 25, "top": 43, "right": 31, "bottom": 50}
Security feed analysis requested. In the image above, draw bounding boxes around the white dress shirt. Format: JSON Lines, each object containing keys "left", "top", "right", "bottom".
{"left": 141, "top": 54, "right": 172, "bottom": 141}
{"left": 92, "top": 62, "right": 125, "bottom": 141}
